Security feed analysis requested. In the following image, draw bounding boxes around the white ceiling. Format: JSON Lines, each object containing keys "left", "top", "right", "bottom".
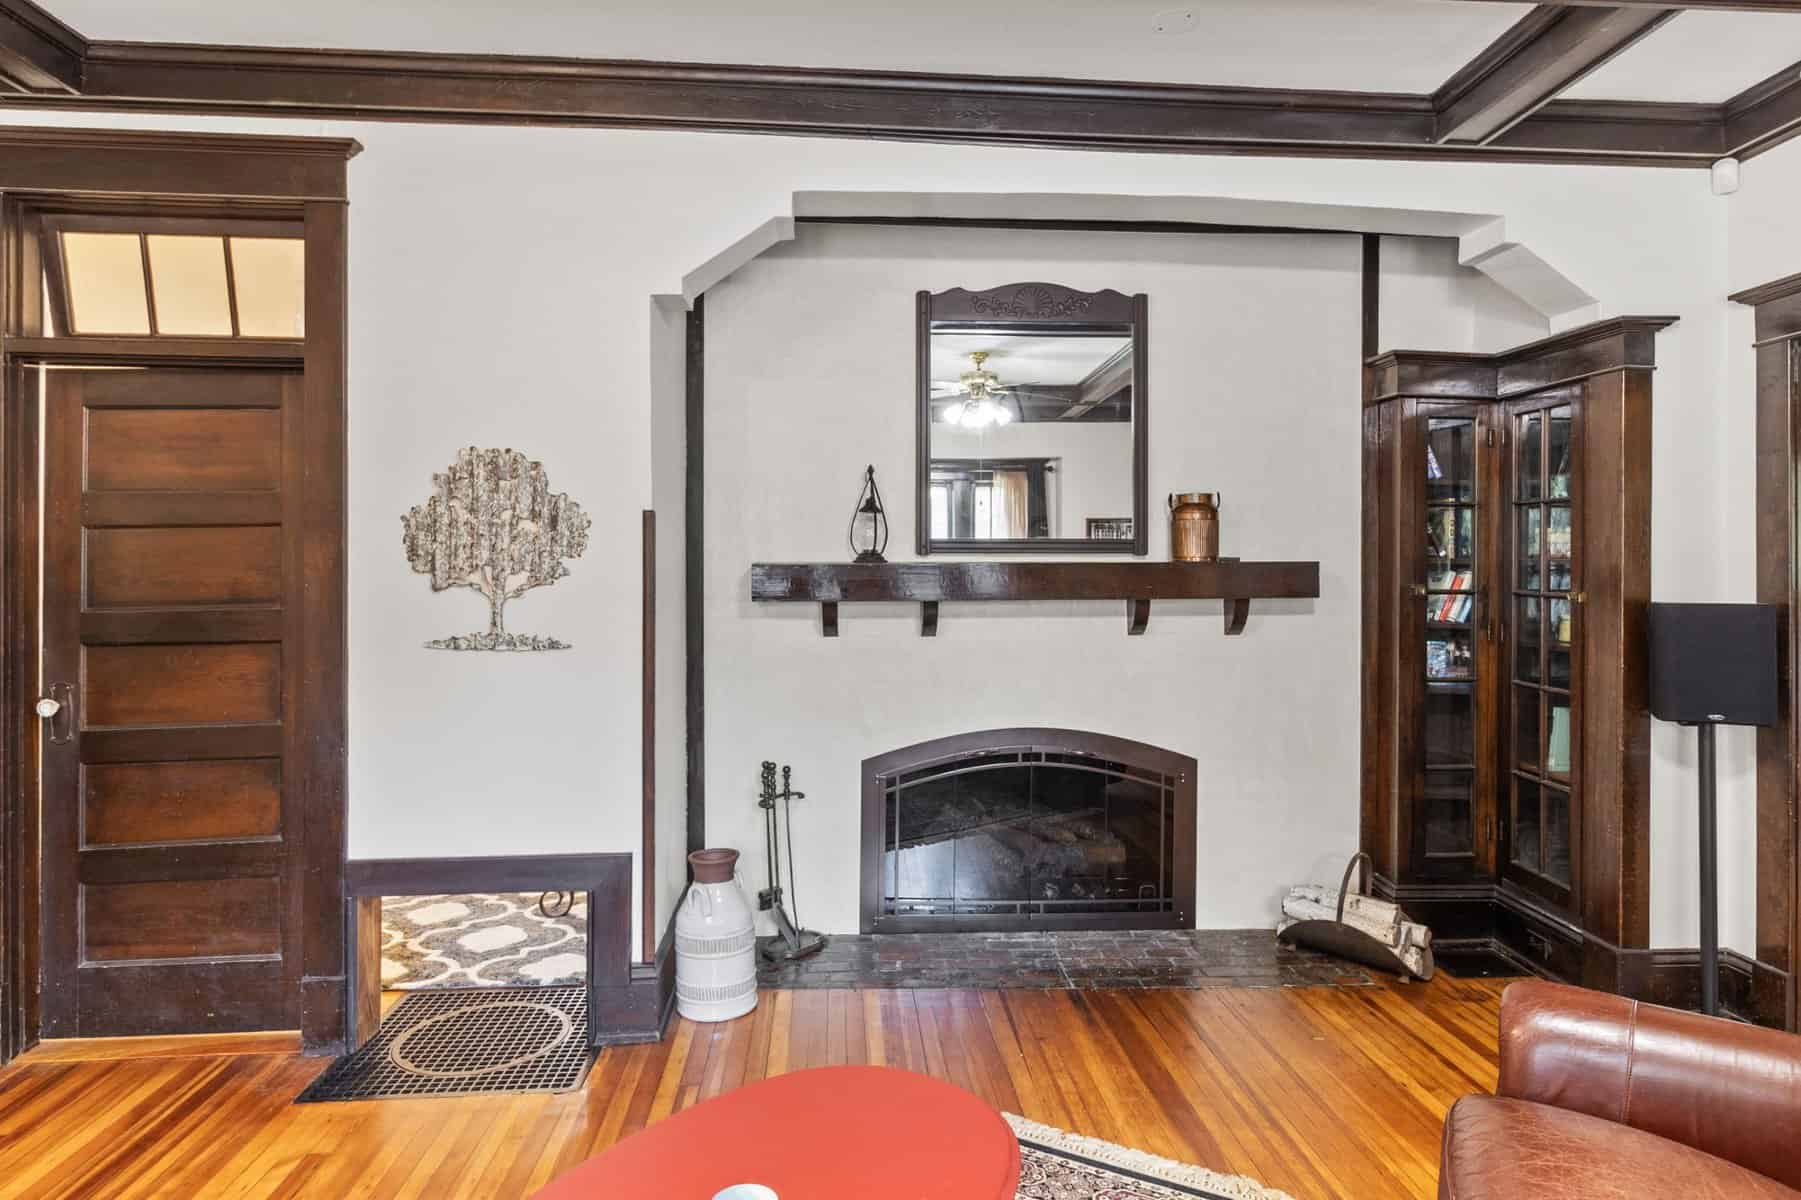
{"left": 1563, "top": 10, "right": 1801, "bottom": 103}
{"left": 930, "top": 333, "right": 1129, "bottom": 389}
{"left": 48, "top": 0, "right": 1532, "bottom": 93}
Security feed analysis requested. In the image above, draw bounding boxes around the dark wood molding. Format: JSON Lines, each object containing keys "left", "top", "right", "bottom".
{"left": 1361, "top": 234, "right": 1380, "bottom": 361}
{"left": 7, "top": 0, "right": 1799, "bottom": 166}
{"left": 1723, "top": 58, "right": 1801, "bottom": 159}
{"left": 0, "top": 0, "right": 82, "bottom": 93}
{"left": 1730, "top": 277, "right": 1801, "bottom": 1032}
{"left": 640, "top": 508, "right": 655, "bottom": 965}
{"left": 0, "top": 38, "right": 1746, "bottom": 168}
{"left": 1433, "top": 5, "right": 1676, "bottom": 145}
{"left": 684, "top": 297, "right": 705, "bottom": 859}
{"left": 343, "top": 853, "right": 624, "bottom": 896}
{"left": 1445, "top": 1, "right": 1801, "bottom": 10}
{"left": 751, "top": 560, "right": 1321, "bottom": 638}
{"left": 297, "top": 196, "right": 350, "bottom": 1055}
{"left": 1380, "top": 872, "right": 1794, "bottom": 1029}
{"left": 0, "top": 124, "right": 360, "bottom": 199}
{"left": 343, "top": 854, "right": 658, "bottom": 1044}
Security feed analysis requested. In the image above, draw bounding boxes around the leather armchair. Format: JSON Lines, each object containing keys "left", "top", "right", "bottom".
{"left": 1439, "top": 979, "right": 1801, "bottom": 1199}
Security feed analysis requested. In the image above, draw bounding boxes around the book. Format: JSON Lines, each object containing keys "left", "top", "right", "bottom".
{"left": 1547, "top": 706, "right": 1571, "bottom": 774}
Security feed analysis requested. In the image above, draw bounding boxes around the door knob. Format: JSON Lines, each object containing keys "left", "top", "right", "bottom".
{"left": 38, "top": 682, "right": 73, "bottom": 743}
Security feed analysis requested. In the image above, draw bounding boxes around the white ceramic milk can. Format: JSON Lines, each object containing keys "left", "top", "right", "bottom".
{"left": 675, "top": 848, "right": 758, "bottom": 1022}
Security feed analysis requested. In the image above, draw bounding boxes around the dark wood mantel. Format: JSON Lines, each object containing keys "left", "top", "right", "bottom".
{"left": 749, "top": 560, "right": 1320, "bottom": 637}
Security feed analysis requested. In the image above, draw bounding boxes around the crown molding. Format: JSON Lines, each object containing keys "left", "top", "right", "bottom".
{"left": 0, "top": 0, "right": 1787, "bottom": 169}
{"left": 0, "top": 0, "right": 82, "bottom": 92}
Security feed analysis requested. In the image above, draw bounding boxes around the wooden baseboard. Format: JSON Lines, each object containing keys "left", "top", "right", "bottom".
{"left": 1378, "top": 873, "right": 1796, "bottom": 1030}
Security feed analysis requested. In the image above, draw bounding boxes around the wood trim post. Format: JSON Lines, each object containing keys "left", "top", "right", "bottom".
{"left": 685, "top": 297, "right": 705, "bottom": 856}
{"left": 1731, "top": 273, "right": 1801, "bottom": 1031}
{"left": 641, "top": 509, "right": 655, "bottom": 964}
{"left": 298, "top": 196, "right": 351, "bottom": 1053}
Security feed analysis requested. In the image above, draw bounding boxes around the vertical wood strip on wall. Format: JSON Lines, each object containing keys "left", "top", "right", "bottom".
{"left": 298, "top": 197, "right": 351, "bottom": 1053}
{"left": 641, "top": 509, "right": 655, "bottom": 964}
{"left": 685, "top": 297, "right": 705, "bottom": 856}
{"left": 1361, "top": 234, "right": 1380, "bottom": 360}
{"left": 1732, "top": 274, "right": 1801, "bottom": 1031}
{"left": 1574, "top": 364, "right": 1653, "bottom": 953}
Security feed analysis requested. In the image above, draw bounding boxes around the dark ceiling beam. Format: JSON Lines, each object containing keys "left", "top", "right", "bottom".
{"left": 1723, "top": 57, "right": 1801, "bottom": 157}
{"left": 1438, "top": 0, "right": 1801, "bottom": 9}
{"left": 1432, "top": 4, "right": 1677, "bottom": 144}
{"left": 0, "top": 41, "right": 1718, "bottom": 168}
{"left": 0, "top": 0, "right": 83, "bottom": 93}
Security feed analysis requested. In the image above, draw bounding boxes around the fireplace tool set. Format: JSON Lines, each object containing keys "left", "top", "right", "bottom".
{"left": 757, "top": 761, "right": 827, "bottom": 963}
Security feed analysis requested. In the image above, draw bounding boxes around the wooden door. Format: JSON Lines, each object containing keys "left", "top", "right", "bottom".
{"left": 38, "top": 365, "right": 304, "bottom": 1037}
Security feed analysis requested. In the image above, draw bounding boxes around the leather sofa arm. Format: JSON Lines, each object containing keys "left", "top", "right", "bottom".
{"left": 1498, "top": 979, "right": 1801, "bottom": 1191}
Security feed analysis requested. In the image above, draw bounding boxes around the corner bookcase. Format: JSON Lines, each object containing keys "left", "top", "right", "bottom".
{"left": 1362, "top": 317, "right": 1671, "bottom": 991}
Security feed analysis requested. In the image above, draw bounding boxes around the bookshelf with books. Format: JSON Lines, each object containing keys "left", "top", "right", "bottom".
{"left": 1364, "top": 319, "right": 1665, "bottom": 990}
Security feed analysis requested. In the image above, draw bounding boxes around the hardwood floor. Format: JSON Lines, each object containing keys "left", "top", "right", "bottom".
{"left": 0, "top": 976, "right": 1507, "bottom": 1199}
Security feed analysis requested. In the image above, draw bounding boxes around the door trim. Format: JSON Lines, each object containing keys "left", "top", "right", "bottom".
{"left": 0, "top": 129, "right": 353, "bottom": 1064}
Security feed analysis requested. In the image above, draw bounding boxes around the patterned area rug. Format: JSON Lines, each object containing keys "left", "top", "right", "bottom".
{"left": 1008, "top": 1115, "right": 1294, "bottom": 1200}
{"left": 381, "top": 892, "right": 587, "bottom": 990}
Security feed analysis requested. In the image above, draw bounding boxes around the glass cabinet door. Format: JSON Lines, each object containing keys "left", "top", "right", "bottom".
{"left": 1422, "top": 414, "right": 1479, "bottom": 865}
{"left": 1507, "top": 400, "right": 1575, "bottom": 903}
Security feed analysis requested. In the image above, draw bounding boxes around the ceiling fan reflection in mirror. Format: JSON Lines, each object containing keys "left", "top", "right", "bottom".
{"left": 934, "top": 350, "right": 1014, "bottom": 429}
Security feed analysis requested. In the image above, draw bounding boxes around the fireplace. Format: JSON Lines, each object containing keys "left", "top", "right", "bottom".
{"left": 860, "top": 729, "right": 1196, "bottom": 933}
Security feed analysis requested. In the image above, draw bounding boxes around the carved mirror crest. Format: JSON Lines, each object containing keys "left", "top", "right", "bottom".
{"left": 917, "top": 282, "right": 1148, "bottom": 556}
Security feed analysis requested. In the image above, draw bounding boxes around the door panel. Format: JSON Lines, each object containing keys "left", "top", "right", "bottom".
{"left": 86, "top": 526, "right": 283, "bottom": 607}
{"left": 85, "top": 408, "right": 282, "bottom": 491}
{"left": 83, "top": 761, "right": 283, "bottom": 847}
{"left": 40, "top": 366, "right": 303, "bottom": 1038}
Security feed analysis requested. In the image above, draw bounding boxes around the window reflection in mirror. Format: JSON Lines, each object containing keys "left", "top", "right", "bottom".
{"left": 927, "top": 330, "right": 1134, "bottom": 544}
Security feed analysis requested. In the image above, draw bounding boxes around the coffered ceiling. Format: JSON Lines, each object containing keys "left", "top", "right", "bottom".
{"left": 7, "top": 1, "right": 1801, "bottom": 168}
{"left": 42, "top": 1, "right": 1537, "bottom": 93}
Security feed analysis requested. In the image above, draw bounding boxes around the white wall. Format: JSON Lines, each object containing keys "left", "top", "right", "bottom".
{"left": 704, "top": 221, "right": 1409, "bottom": 936}
{"left": 0, "top": 107, "right": 1741, "bottom": 955}
{"left": 1714, "top": 138, "right": 1801, "bottom": 957}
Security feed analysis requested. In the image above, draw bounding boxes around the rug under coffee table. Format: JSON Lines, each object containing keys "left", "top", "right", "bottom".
{"left": 1009, "top": 1115, "right": 1293, "bottom": 1200}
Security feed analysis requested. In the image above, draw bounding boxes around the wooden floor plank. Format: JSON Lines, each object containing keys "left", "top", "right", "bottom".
{"left": 0, "top": 977, "right": 1509, "bottom": 1199}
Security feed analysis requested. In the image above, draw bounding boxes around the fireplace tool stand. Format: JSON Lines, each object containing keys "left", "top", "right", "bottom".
{"left": 758, "top": 761, "right": 826, "bottom": 963}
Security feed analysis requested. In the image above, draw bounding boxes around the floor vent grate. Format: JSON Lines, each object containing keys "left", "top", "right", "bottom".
{"left": 297, "top": 985, "right": 592, "bottom": 1102}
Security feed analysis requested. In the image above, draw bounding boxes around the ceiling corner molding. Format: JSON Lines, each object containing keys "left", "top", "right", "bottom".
{"left": 0, "top": 0, "right": 84, "bottom": 93}
{"left": 1432, "top": 4, "right": 1679, "bottom": 145}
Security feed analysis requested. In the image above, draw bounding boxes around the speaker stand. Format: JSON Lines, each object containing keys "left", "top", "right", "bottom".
{"left": 1693, "top": 721, "right": 1720, "bottom": 1017}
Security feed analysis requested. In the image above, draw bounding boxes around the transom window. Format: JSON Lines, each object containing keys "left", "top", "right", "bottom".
{"left": 41, "top": 215, "right": 305, "bottom": 339}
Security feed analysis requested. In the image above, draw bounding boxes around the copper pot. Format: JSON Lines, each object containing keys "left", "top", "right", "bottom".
{"left": 1169, "top": 492, "right": 1221, "bottom": 562}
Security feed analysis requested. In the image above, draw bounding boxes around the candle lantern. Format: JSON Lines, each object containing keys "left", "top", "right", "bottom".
{"left": 848, "top": 465, "right": 889, "bottom": 564}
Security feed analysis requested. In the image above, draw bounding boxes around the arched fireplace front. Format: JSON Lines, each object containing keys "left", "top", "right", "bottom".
{"left": 860, "top": 728, "right": 1196, "bottom": 934}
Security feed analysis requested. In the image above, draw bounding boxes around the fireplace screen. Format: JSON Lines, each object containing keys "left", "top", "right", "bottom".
{"left": 862, "top": 731, "right": 1196, "bottom": 933}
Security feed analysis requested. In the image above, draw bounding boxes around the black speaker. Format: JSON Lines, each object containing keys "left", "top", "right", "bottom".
{"left": 1648, "top": 603, "right": 1778, "bottom": 727}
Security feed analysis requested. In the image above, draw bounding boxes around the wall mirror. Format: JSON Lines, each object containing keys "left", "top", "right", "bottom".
{"left": 917, "top": 282, "right": 1148, "bottom": 555}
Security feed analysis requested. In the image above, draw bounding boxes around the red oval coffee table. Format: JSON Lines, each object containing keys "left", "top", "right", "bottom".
{"left": 533, "top": 1065, "right": 1019, "bottom": 1199}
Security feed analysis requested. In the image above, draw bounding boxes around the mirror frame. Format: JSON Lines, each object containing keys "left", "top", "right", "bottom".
{"left": 916, "top": 282, "right": 1149, "bottom": 556}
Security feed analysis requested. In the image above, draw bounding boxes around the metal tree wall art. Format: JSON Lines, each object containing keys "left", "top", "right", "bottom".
{"left": 401, "top": 447, "right": 592, "bottom": 651}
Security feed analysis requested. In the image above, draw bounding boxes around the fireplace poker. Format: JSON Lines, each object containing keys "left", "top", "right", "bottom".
{"left": 757, "top": 761, "right": 827, "bottom": 962}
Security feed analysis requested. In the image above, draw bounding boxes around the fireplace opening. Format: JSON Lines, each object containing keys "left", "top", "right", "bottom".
{"left": 860, "top": 729, "right": 1196, "bottom": 933}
